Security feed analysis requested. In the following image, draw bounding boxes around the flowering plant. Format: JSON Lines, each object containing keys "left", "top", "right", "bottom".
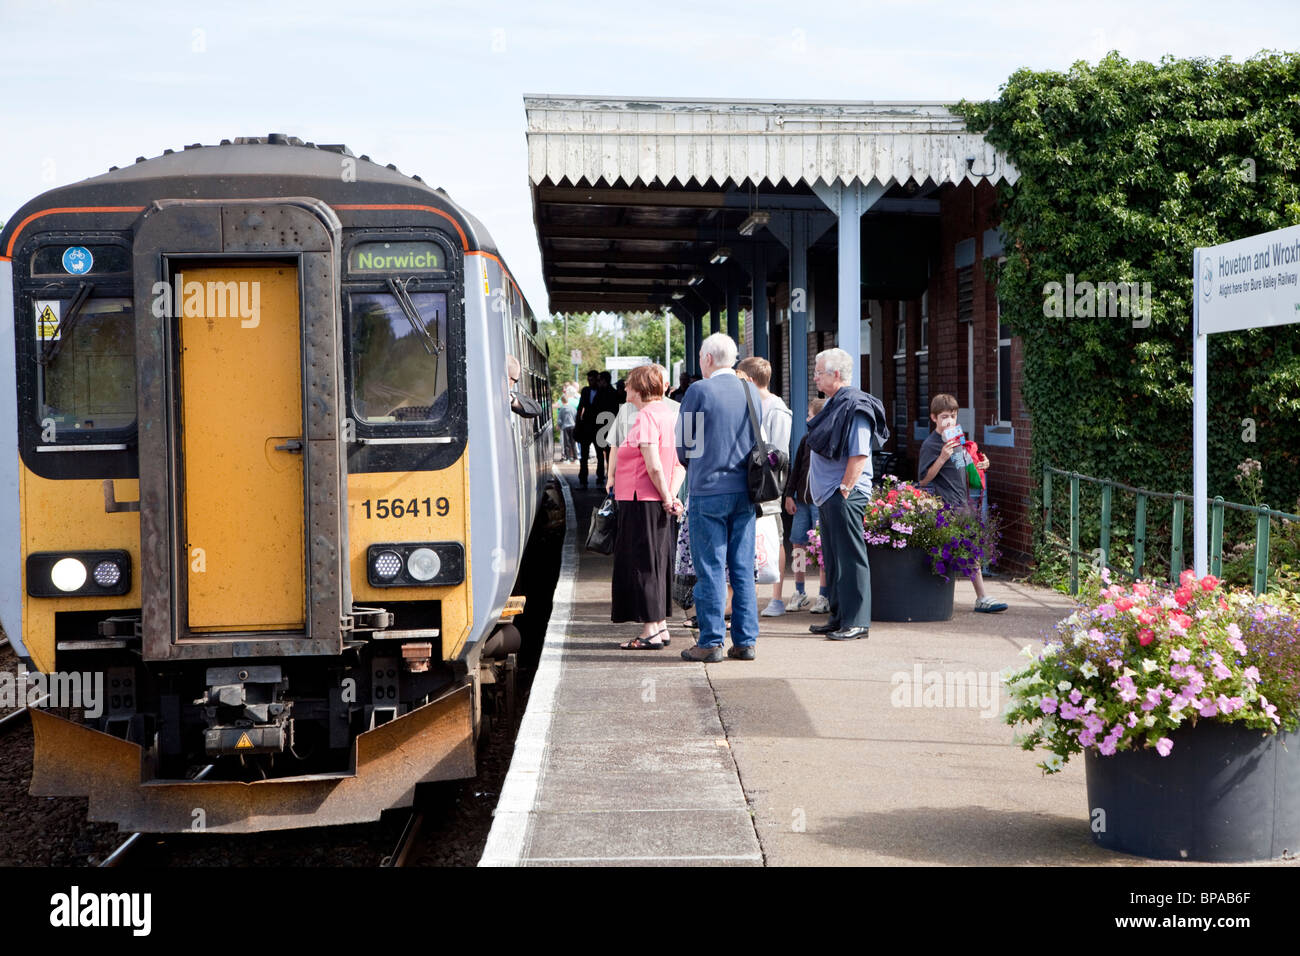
{"left": 1003, "top": 570, "right": 1300, "bottom": 773}
{"left": 862, "top": 475, "right": 1001, "bottom": 581}
{"left": 805, "top": 526, "right": 824, "bottom": 569}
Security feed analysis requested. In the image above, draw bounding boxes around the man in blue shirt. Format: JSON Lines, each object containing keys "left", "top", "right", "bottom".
{"left": 804, "top": 348, "right": 887, "bottom": 640}
{"left": 675, "top": 333, "right": 762, "bottom": 662}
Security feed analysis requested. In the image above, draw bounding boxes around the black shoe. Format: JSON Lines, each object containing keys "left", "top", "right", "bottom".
{"left": 809, "top": 622, "right": 839, "bottom": 634}
{"left": 680, "top": 644, "right": 724, "bottom": 662}
{"left": 727, "top": 644, "right": 756, "bottom": 661}
{"left": 828, "top": 626, "right": 869, "bottom": 641}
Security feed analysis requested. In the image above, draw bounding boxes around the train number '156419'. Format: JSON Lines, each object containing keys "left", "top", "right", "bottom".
{"left": 361, "top": 497, "right": 450, "bottom": 519}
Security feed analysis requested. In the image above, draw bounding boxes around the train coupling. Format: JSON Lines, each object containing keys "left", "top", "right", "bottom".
{"left": 195, "top": 665, "right": 292, "bottom": 756}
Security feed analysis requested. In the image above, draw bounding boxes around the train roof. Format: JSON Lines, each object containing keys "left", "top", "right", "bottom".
{"left": 0, "top": 134, "right": 505, "bottom": 262}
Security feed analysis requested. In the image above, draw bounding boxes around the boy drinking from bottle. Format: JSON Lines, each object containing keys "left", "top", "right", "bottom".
{"left": 916, "top": 393, "right": 1007, "bottom": 613}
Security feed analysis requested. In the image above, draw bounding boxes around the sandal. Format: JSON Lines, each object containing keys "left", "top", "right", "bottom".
{"left": 654, "top": 627, "right": 671, "bottom": 647}
{"left": 619, "top": 633, "right": 665, "bottom": 650}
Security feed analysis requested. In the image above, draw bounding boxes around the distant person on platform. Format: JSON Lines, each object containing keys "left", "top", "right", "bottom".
{"left": 591, "top": 371, "right": 621, "bottom": 486}
{"left": 556, "top": 390, "right": 577, "bottom": 461}
{"left": 675, "top": 333, "right": 761, "bottom": 662}
{"left": 804, "top": 348, "right": 889, "bottom": 642}
{"left": 575, "top": 370, "right": 600, "bottom": 487}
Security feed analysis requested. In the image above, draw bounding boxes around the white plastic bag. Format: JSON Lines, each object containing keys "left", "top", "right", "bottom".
{"left": 754, "top": 513, "right": 781, "bottom": 585}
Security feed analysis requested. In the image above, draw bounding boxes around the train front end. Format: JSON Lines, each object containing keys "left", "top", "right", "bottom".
{"left": 0, "top": 143, "right": 508, "bottom": 833}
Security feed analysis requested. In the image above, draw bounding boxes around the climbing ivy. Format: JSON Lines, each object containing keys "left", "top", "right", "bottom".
{"left": 956, "top": 52, "right": 1300, "bottom": 569}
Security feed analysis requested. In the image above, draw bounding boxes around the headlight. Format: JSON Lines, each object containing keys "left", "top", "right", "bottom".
{"left": 366, "top": 543, "right": 464, "bottom": 587}
{"left": 93, "top": 560, "right": 122, "bottom": 588}
{"left": 27, "top": 550, "right": 132, "bottom": 597}
{"left": 51, "top": 558, "right": 87, "bottom": 592}
{"left": 407, "top": 548, "right": 440, "bottom": 582}
{"left": 371, "top": 550, "right": 403, "bottom": 581}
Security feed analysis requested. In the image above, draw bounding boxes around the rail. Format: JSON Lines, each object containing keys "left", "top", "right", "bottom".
{"left": 1042, "top": 466, "right": 1300, "bottom": 596}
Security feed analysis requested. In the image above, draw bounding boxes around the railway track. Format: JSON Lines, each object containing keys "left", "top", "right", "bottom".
{"left": 98, "top": 764, "right": 216, "bottom": 868}
{"left": 0, "top": 635, "right": 48, "bottom": 736}
{"left": 380, "top": 811, "right": 424, "bottom": 867}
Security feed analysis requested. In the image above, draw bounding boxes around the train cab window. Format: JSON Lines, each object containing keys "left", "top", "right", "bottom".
{"left": 350, "top": 291, "right": 450, "bottom": 423}
{"left": 37, "top": 296, "right": 136, "bottom": 432}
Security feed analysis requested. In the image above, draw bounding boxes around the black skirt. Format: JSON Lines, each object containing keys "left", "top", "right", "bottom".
{"left": 611, "top": 498, "right": 674, "bottom": 623}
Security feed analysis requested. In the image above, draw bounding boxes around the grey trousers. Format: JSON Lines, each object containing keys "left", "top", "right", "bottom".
{"left": 819, "top": 488, "right": 871, "bottom": 628}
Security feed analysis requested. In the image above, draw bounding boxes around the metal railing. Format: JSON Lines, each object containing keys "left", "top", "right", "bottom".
{"left": 1043, "top": 466, "right": 1300, "bottom": 596}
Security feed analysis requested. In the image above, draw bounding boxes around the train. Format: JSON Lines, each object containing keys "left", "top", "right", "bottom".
{"left": 0, "top": 134, "right": 554, "bottom": 832}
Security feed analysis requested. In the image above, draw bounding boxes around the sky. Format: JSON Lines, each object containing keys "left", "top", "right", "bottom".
{"left": 2, "top": 0, "right": 1297, "bottom": 313}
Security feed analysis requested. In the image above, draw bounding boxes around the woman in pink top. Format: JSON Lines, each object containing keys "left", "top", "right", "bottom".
{"left": 605, "top": 364, "right": 685, "bottom": 649}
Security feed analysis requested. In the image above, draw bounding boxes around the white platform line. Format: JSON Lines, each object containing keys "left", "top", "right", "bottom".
{"left": 479, "top": 472, "right": 576, "bottom": 866}
{"left": 523, "top": 855, "right": 764, "bottom": 863}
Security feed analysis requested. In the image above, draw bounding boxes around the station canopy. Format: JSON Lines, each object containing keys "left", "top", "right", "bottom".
{"left": 525, "top": 95, "right": 1017, "bottom": 316}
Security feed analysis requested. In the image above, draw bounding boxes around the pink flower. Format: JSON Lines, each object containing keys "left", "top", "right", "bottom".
{"left": 1083, "top": 714, "right": 1105, "bottom": 734}
{"left": 1200, "top": 574, "right": 1220, "bottom": 591}
{"left": 1138, "top": 629, "right": 1155, "bottom": 646}
{"left": 1180, "top": 569, "right": 1198, "bottom": 589}
{"left": 1243, "top": 666, "right": 1261, "bottom": 684}
{"left": 1107, "top": 658, "right": 1124, "bottom": 671}
{"left": 1198, "top": 700, "right": 1219, "bottom": 717}
{"left": 1098, "top": 738, "right": 1117, "bottom": 755}
{"left": 1069, "top": 689, "right": 1082, "bottom": 704}
{"left": 1212, "top": 662, "right": 1232, "bottom": 680}
{"left": 1117, "top": 680, "right": 1139, "bottom": 703}
{"left": 1096, "top": 604, "right": 1117, "bottom": 620}
{"left": 1059, "top": 701, "right": 1081, "bottom": 720}
{"left": 1079, "top": 730, "right": 1098, "bottom": 748}
{"left": 1114, "top": 597, "right": 1134, "bottom": 612}
{"left": 1126, "top": 711, "right": 1139, "bottom": 728}
{"left": 1039, "top": 697, "right": 1058, "bottom": 715}
{"left": 1261, "top": 695, "right": 1280, "bottom": 726}
{"left": 1170, "top": 647, "right": 1191, "bottom": 663}
{"left": 1156, "top": 737, "right": 1174, "bottom": 757}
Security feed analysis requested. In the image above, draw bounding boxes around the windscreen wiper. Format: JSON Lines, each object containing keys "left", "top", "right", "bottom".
{"left": 38, "top": 282, "right": 94, "bottom": 366}
{"left": 385, "top": 277, "right": 443, "bottom": 358}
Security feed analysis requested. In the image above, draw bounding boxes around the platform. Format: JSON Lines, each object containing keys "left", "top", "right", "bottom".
{"left": 482, "top": 463, "right": 1201, "bottom": 866}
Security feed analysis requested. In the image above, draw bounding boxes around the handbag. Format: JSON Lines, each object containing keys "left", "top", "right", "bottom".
{"left": 585, "top": 493, "right": 618, "bottom": 554}
{"left": 738, "top": 377, "right": 789, "bottom": 503}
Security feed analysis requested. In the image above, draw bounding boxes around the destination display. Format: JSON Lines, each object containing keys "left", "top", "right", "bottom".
{"left": 348, "top": 241, "right": 446, "bottom": 273}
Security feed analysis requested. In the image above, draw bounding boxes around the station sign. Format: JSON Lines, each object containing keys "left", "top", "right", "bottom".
{"left": 605, "top": 355, "right": 651, "bottom": 371}
{"left": 1195, "top": 223, "right": 1300, "bottom": 334}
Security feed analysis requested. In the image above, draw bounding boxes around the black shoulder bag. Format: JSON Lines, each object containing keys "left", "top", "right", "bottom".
{"left": 738, "top": 377, "right": 789, "bottom": 504}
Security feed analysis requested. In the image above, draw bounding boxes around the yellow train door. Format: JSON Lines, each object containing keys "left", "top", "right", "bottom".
{"left": 179, "top": 264, "right": 305, "bottom": 631}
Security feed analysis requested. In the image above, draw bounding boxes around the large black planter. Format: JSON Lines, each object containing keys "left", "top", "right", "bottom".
{"left": 1084, "top": 722, "right": 1300, "bottom": 861}
{"left": 866, "top": 545, "right": 954, "bottom": 622}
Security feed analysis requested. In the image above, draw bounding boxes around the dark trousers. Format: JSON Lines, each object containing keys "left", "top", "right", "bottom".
{"left": 578, "top": 438, "right": 593, "bottom": 483}
{"left": 561, "top": 426, "right": 576, "bottom": 460}
{"left": 819, "top": 488, "right": 871, "bottom": 629}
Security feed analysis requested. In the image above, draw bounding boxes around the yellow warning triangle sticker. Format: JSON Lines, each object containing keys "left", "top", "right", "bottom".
{"left": 37, "top": 304, "right": 60, "bottom": 341}
{"left": 235, "top": 732, "right": 254, "bottom": 750}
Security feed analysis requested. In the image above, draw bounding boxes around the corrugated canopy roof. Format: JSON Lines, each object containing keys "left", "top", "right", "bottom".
{"left": 525, "top": 95, "right": 1016, "bottom": 189}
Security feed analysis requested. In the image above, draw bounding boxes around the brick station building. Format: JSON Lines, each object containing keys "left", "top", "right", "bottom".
{"left": 525, "top": 96, "right": 1033, "bottom": 568}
